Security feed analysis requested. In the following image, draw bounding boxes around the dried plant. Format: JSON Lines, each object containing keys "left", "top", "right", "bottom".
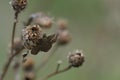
{"left": 0, "top": 0, "right": 85, "bottom": 80}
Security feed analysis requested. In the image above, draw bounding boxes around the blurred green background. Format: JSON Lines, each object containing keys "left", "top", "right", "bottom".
{"left": 0, "top": 0, "right": 120, "bottom": 80}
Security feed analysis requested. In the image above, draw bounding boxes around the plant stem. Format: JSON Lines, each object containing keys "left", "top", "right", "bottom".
{"left": 41, "top": 65, "right": 72, "bottom": 80}
{"left": 55, "top": 63, "right": 61, "bottom": 72}
{"left": 0, "top": 46, "right": 24, "bottom": 80}
{"left": 11, "top": 11, "right": 19, "bottom": 55}
{"left": 0, "top": 11, "right": 19, "bottom": 80}
{"left": 0, "top": 54, "right": 17, "bottom": 80}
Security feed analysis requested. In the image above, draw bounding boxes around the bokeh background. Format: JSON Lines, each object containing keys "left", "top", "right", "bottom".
{"left": 0, "top": 0, "right": 120, "bottom": 80}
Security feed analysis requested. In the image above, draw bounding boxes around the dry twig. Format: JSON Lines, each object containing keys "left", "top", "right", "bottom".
{"left": 40, "top": 65, "right": 72, "bottom": 80}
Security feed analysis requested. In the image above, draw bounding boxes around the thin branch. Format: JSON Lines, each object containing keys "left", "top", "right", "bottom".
{"left": 11, "top": 11, "right": 19, "bottom": 55}
{"left": 55, "top": 63, "right": 61, "bottom": 72}
{"left": 35, "top": 43, "right": 59, "bottom": 73}
{"left": 1, "top": 48, "right": 24, "bottom": 80}
{"left": 0, "top": 11, "right": 20, "bottom": 80}
{"left": 55, "top": 60, "right": 62, "bottom": 72}
{"left": 40, "top": 65, "right": 72, "bottom": 80}
{"left": 0, "top": 53, "right": 17, "bottom": 80}
{"left": 0, "top": 46, "right": 24, "bottom": 80}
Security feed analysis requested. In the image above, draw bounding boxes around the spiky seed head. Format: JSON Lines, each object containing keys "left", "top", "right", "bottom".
{"left": 22, "top": 25, "right": 42, "bottom": 50}
{"left": 68, "top": 50, "right": 84, "bottom": 67}
{"left": 10, "top": 0, "right": 27, "bottom": 12}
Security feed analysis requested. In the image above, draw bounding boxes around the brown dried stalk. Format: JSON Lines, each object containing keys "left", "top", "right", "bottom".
{"left": 11, "top": 11, "right": 19, "bottom": 55}
{"left": 0, "top": 49, "right": 22, "bottom": 80}
{"left": 0, "top": 53, "right": 16, "bottom": 80}
{"left": 0, "top": 12, "right": 20, "bottom": 80}
{"left": 55, "top": 62, "right": 61, "bottom": 72}
{"left": 40, "top": 65, "right": 72, "bottom": 80}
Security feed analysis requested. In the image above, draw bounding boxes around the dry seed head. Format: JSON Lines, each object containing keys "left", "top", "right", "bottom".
{"left": 24, "top": 72, "right": 35, "bottom": 80}
{"left": 57, "top": 30, "right": 71, "bottom": 45}
{"left": 22, "top": 57, "right": 34, "bottom": 71}
{"left": 32, "top": 12, "right": 53, "bottom": 28}
{"left": 10, "top": 0, "right": 27, "bottom": 12}
{"left": 9, "top": 37, "right": 24, "bottom": 54}
{"left": 57, "top": 19, "right": 68, "bottom": 30}
{"left": 68, "top": 50, "right": 84, "bottom": 67}
{"left": 22, "top": 25, "right": 42, "bottom": 50}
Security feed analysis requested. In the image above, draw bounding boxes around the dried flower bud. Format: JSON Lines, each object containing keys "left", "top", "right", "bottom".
{"left": 9, "top": 37, "right": 24, "bottom": 54}
{"left": 57, "top": 30, "right": 71, "bottom": 45}
{"left": 32, "top": 12, "right": 53, "bottom": 28}
{"left": 68, "top": 50, "right": 84, "bottom": 67}
{"left": 57, "top": 19, "right": 68, "bottom": 30}
{"left": 22, "top": 57, "right": 34, "bottom": 71}
{"left": 22, "top": 25, "right": 42, "bottom": 50}
{"left": 31, "top": 34, "right": 57, "bottom": 54}
{"left": 24, "top": 72, "right": 35, "bottom": 80}
{"left": 10, "top": 0, "right": 27, "bottom": 12}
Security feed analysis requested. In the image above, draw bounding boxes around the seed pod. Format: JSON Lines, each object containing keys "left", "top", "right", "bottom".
{"left": 23, "top": 57, "right": 35, "bottom": 80}
{"left": 8, "top": 37, "right": 24, "bottom": 54}
{"left": 22, "top": 57, "right": 34, "bottom": 71}
{"left": 57, "top": 30, "right": 71, "bottom": 45}
{"left": 57, "top": 19, "right": 68, "bottom": 30}
{"left": 68, "top": 50, "right": 84, "bottom": 67}
{"left": 24, "top": 72, "right": 35, "bottom": 80}
{"left": 32, "top": 12, "right": 53, "bottom": 29}
{"left": 10, "top": 0, "right": 27, "bottom": 12}
{"left": 22, "top": 25, "right": 42, "bottom": 50}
